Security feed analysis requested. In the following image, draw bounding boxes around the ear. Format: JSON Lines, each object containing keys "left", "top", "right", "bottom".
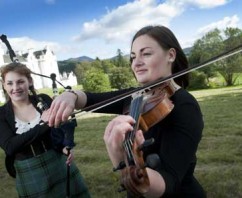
{"left": 2, "top": 80, "right": 6, "bottom": 91}
{"left": 167, "top": 48, "right": 176, "bottom": 63}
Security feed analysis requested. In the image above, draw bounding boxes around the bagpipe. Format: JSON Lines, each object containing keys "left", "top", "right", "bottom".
{"left": 1, "top": 34, "right": 77, "bottom": 148}
{"left": 1, "top": 34, "right": 75, "bottom": 198}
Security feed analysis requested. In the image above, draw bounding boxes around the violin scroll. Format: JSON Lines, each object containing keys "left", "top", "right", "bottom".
{"left": 121, "top": 165, "right": 150, "bottom": 197}
{"left": 119, "top": 138, "right": 150, "bottom": 197}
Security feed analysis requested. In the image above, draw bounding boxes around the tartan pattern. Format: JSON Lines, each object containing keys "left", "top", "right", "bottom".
{"left": 14, "top": 149, "right": 90, "bottom": 198}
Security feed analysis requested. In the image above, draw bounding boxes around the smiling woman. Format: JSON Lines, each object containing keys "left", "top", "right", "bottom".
{"left": 0, "top": 62, "right": 90, "bottom": 198}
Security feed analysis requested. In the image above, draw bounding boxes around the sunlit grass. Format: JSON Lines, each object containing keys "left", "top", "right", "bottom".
{"left": 0, "top": 86, "right": 242, "bottom": 197}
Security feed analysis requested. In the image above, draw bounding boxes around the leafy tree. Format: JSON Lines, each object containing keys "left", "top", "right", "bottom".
{"left": 188, "top": 27, "right": 242, "bottom": 86}
{"left": 217, "top": 27, "right": 242, "bottom": 86}
{"left": 112, "top": 49, "right": 129, "bottom": 67}
{"left": 90, "top": 59, "right": 103, "bottom": 71}
{"left": 188, "top": 71, "right": 208, "bottom": 90}
{"left": 82, "top": 68, "right": 111, "bottom": 92}
{"left": 74, "top": 61, "right": 91, "bottom": 84}
{"left": 58, "top": 61, "right": 77, "bottom": 74}
{"left": 109, "top": 67, "right": 137, "bottom": 89}
{"left": 189, "top": 29, "right": 224, "bottom": 84}
{"left": 101, "top": 60, "right": 115, "bottom": 73}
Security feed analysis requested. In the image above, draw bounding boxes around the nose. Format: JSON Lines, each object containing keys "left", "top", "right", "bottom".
{"left": 132, "top": 55, "right": 143, "bottom": 67}
{"left": 12, "top": 83, "right": 20, "bottom": 90}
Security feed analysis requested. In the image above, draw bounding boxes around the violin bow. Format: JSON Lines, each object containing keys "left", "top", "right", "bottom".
{"left": 2, "top": 34, "right": 242, "bottom": 120}
{"left": 69, "top": 43, "right": 242, "bottom": 119}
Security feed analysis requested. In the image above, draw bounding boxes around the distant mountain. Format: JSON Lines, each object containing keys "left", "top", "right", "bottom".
{"left": 108, "top": 54, "right": 130, "bottom": 61}
{"left": 66, "top": 56, "right": 94, "bottom": 62}
{"left": 61, "top": 47, "right": 193, "bottom": 63}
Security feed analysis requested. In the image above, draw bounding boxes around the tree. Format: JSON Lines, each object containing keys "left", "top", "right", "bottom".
{"left": 188, "top": 71, "right": 208, "bottom": 90}
{"left": 74, "top": 61, "right": 91, "bottom": 84}
{"left": 91, "top": 59, "right": 103, "bottom": 70}
{"left": 101, "top": 60, "right": 115, "bottom": 73}
{"left": 188, "top": 27, "right": 242, "bottom": 86}
{"left": 109, "top": 67, "right": 137, "bottom": 89}
{"left": 82, "top": 68, "right": 111, "bottom": 92}
{"left": 216, "top": 27, "right": 242, "bottom": 86}
{"left": 113, "top": 49, "right": 129, "bottom": 67}
{"left": 189, "top": 29, "right": 224, "bottom": 84}
{"left": 58, "top": 61, "right": 77, "bottom": 74}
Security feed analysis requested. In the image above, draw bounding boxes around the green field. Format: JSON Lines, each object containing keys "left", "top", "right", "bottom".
{"left": 0, "top": 86, "right": 242, "bottom": 198}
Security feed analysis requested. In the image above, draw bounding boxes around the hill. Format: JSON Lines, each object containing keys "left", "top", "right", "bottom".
{"left": 66, "top": 56, "right": 94, "bottom": 62}
{"left": 59, "top": 46, "right": 192, "bottom": 63}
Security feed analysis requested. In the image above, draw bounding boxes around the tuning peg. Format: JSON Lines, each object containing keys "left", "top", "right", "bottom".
{"left": 138, "top": 138, "right": 155, "bottom": 151}
{"left": 145, "top": 154, "right": 161, "bottom": 171}
{"left": 113, "top": 161, "right": 126, "bottom": 172}
{"left": 117, "top": 184, "right": 126, "bottom": 193}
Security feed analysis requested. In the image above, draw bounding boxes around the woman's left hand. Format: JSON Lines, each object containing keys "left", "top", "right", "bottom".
{"left": 103, "top": 115, "right": 142, "bottom": 167}
{"left": 41, "top": 109, "right": 50, "bottom": 123}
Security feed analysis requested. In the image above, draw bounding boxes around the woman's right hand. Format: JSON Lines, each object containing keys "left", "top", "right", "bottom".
{"left": 48, "top": 90, "right": 87, "bottom": 127}
{"left": 48, "top": 92, "right": 77, "bottom": 127}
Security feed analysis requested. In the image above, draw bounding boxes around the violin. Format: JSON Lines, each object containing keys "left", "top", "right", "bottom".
{"left": 114, "top": 81, "right": 176, "bottom": 197}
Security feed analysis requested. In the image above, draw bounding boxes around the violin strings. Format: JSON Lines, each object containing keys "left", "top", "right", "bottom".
{"left": 123, "top": 138, "right": 132, "bottom": 163}
{"left": 124, "top": 97, "right": 138, "bottom": 164}
{"left": 122, "top": 95, "right": 143, "bottom": 165}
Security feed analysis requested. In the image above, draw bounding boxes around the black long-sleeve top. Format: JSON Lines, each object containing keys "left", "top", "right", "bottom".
{"left": 0, "top": 94, "right": 51, "bottom": 156}
{"left": 85, "top": 88, "right": 206, "bottom": 197}
{"left": 0, "top": 93, "right": 76, "bottom": 157}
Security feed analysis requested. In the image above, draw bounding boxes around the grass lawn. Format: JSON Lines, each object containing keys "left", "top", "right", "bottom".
{"left": 0, "top": 85, "right": 242, "bottom": 197}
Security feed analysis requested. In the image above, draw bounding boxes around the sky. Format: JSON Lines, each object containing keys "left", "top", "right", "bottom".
{"left": 0, "top": 0, "right": 241, "bottom": 61}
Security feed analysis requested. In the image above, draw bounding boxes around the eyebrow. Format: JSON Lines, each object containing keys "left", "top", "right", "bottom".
{"left": 131, "top": 47, "right": 152, "bottom": 55}
{"left": 6, "top": 79, "right": 25, "bottom": 83}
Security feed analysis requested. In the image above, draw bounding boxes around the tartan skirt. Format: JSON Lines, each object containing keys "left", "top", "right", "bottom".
{"left": 14, "top": 149, "right": 90, "bottom": 198}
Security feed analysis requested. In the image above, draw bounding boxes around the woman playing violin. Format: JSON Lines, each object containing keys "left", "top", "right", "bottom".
{"left": 48, "top": 25, "right": 206, "bottom": 197}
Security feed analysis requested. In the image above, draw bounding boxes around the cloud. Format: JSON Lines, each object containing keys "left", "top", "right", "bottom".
{"left": 0, "top": 36, "right": 61, "bottom": 56}
{"left": 198, "top": 15, "right": 240, "bottom": 35}
{"left": 0, "top": 36, "right": 106, "bottom": 60}
{"left": 179, "top": 14, "right": 240, "bottom": 48}
{"left": 69, "top": 0, "right": 231, "bottom": 58}
{"left": 192, "top": 0, "right": 228, "bottom": 8}
{"left": 1, "top": 0, "right": 233, "bottom": 60}
{"left": 73, "top": 0, "right": 231, "bottom": 45}
{"left": 45, "top": 0, "right": 55, "bottom": 5}
{"left": 73, "top": 0, "right": 183, "bottom": 43}
{"left": 168, "top": 0, "right": 229, "bottom": 9}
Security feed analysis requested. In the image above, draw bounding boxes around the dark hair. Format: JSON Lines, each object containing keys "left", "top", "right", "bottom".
{"left": 130, "top": 25, "right": 189, "bottom": 88}
{"left": 0, "top": 62, "right": 37, "bottom": 100}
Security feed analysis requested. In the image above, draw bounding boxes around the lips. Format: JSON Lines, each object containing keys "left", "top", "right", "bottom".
{"left": 12, "top": 91, "right": 23, "bottom": 95}
{"left": 135, "top": 69, "right": 147, "bottom": 75}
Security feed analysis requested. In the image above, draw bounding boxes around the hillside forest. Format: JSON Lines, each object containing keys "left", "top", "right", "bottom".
{"left": 58, "top": 27, "right": 242, "bottom": 92}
